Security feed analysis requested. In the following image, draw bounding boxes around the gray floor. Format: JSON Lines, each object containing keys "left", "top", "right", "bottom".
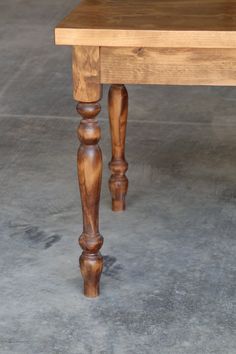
{"left": 1, "top": 1, "right": 236, "bottom": 353}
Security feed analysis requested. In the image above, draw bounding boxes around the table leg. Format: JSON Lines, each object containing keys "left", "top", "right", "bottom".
{"left": 108, "top": 84, "right": 129, "bottom": 211}
{"left": 76, "top": 100, "right": 103, "bottom": 297}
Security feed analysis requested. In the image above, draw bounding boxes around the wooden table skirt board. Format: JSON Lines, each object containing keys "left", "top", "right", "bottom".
{"left": 100, "top": 47, "right": 236, "bottom": 85}
{"left": 71, "top": 45, "right": 236, "bottom": 102}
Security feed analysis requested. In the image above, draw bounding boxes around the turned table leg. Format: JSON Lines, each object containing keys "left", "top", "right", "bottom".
{"left": 77, "top": 101, "right": 103, "bottom": 297}
{"left": 108, "top": 84, "right": 129, "bottom": 211}
{"left": 72, "top": 46, "right": 103, "bottom": 297}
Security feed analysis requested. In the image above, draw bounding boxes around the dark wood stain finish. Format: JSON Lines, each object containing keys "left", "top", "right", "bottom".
{"left": 108, "top": 84, "right": 129, "bottom": 211}
{"left": 77, "top": 101, "right": 103, "bottom": 297}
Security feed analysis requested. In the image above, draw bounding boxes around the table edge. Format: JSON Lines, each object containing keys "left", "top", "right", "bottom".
{"left": 55, "top": 27, "right": 236, "bottom": 48}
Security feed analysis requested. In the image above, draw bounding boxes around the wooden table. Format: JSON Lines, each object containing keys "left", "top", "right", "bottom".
{"left": 55, "top": 0, "right": 236, "bottom": 297}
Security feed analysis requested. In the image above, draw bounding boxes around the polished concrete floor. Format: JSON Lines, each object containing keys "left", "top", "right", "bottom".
{"left": 1, "top": 1, "right": 236, "bottom": 353}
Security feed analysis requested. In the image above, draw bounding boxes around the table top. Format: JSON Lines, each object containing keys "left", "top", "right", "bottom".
{"left": 55, "top": 0, "right": 236, "bottom": 48}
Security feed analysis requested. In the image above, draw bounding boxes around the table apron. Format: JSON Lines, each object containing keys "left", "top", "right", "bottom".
{"left": 100, "top": 47, "right": 236, "bottom": 86}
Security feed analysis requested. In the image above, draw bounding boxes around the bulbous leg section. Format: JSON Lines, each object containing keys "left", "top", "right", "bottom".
{"left": 109, "top": 159, "right": 128, "bottom": 211}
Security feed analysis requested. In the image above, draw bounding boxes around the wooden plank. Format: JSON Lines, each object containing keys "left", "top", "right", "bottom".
{"left": 55, "top": 0, "right": 236, "bottom": 48}
{"left": 72, "top": 46, "right": 101, "bottom": 102}
{"left": 56, "top": 29, "right": 236, "bottom": 49}
{"left": 100, "top": 47, "right": 236, "bottom": 86}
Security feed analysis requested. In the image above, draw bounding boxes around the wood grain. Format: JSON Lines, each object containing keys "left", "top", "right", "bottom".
{"left": 77, "top": 101, "right": 104, "bottom": 297}
{"left": 55, "top": 0, "right": 236, "bottom": 298}
{"left": 55, "top": 0, "right": 236, "bottom": 48}
{"left": 72, "top": 46, "right": 101, "bottom": 102}
{"left": 108, "top": 85, "right": 129, "bottom": 212}
{"left": 101, "top": 47, "right": 236, "bottom": 85}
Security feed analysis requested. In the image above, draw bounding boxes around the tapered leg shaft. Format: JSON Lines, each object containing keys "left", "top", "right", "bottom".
{"left": 77, "top": 101, "right": 103, "bottom": 297}
{"left": 108, "top": 84, "right": 129, "bottom": 211}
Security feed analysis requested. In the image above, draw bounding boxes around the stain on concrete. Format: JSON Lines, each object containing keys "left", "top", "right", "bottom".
{"left": 103, "top": 255, "right": 123, "bottom": 279}
{"left": 8, "top": 222, "right": 62, "bottom": 249}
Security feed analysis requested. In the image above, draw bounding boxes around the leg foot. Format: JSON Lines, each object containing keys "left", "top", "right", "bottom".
{"left": 108, "top": 84, "right": 129, "bottom": 212}
{"left": 79, "top": 252, "right": 103, "bottom": 297}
